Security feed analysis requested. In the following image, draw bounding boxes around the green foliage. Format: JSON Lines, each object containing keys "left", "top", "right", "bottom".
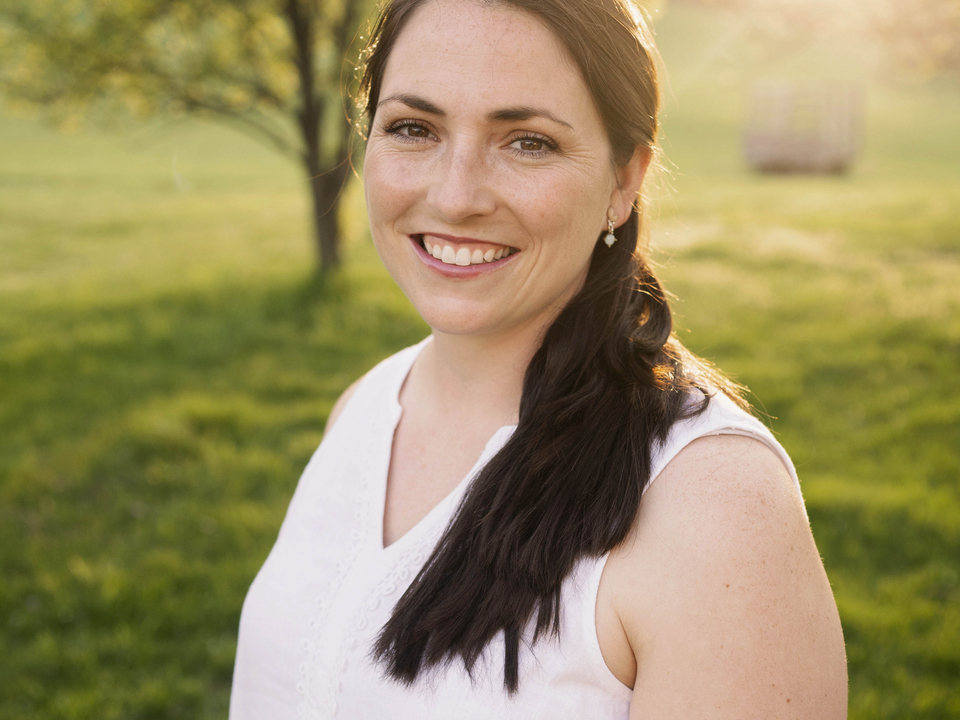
{"left": 0, "top": 0, "right": 375, "bottom": 270}
{"left": 4, "top": 1, "right": 279, "bottom": 136}
{"left": 0, "top": 0, "right": 368, "bottom": 143}
{"left": 2, "top": 4, "right": 959, "bottom": 718}
{"left": 673, "top": 0, "right": 960, "bottom": 82}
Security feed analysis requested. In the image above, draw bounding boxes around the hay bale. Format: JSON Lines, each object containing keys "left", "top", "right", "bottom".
{"left": 744, "top": 80, "right": 864, "bottom": 174}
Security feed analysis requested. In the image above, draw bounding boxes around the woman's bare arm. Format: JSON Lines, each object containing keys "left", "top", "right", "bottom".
{"left": 610, "top": 434, "right": 847, "bottom": 719}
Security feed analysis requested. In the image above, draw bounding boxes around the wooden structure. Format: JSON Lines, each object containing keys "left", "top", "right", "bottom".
{"left": 744, "top": 81, "right": 864, "bottom": 174}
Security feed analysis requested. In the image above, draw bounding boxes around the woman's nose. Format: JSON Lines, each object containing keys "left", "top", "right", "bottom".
{"left": 426, "top": 140, "right": 497, "bottom": 223}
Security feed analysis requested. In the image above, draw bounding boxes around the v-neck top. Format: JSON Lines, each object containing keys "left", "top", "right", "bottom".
{"left": 229, "top": 337, "right": 801, "bottom": 720}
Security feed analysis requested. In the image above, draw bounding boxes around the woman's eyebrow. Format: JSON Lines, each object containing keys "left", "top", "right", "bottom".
{"left": 377, "top": 94, "right": 574, "bottom": 130}
{"left": 378, "top": 93, "right": 443, "bottom": 115}
{"left": 488, "top": 106, "right": 574, "bottom": 130}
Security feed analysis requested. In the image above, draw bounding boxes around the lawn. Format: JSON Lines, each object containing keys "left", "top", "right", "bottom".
{"left": 2, "top": 5, "right": 959, "bottom": 718}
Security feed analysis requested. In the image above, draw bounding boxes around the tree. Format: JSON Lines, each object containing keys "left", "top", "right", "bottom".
{"left": 0, "top": 0, "right": 373, "bottom": 272}
{"left": 872, "top": 0, "right": 960, "bottom": 79}
{"left": 671, "top": 0, "right": 960, "bottom": 81}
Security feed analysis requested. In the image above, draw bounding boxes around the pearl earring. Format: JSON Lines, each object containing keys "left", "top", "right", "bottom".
{"left": 604, "top": 209, "right": 618, "bottom": 247}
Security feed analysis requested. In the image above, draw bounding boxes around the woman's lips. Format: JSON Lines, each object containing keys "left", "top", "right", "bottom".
{"left": 415, "top": 234, "right": 517, "bottom": 267}
{"left": 410, "top": 234, "right": 518, "bottom": 273}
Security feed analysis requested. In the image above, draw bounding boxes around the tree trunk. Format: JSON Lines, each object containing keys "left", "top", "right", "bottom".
{"left": 286, "top": 0, "right": 338, "bottom": 273}
{"left": 306, "top": 158, "right": 345, "bottom": 272}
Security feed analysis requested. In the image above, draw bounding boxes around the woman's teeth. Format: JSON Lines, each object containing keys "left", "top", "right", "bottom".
{"left": 423, "top": 237, "right": 512, "bottom": 266}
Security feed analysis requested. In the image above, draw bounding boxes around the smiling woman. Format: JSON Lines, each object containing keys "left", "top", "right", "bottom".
{"left": 228, "top": 1, "right": 848, "bottom": 719}
{"left": 362, "top": 3, "right": 636, "bottom": 340}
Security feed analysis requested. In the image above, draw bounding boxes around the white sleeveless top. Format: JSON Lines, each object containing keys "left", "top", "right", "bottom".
{"left": 229, "top": 337, "right": 801, "bottom": 720}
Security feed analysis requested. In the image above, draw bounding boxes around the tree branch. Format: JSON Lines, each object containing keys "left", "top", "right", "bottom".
{"left": 182, "top": 96, "right": 300, "bottom": 159}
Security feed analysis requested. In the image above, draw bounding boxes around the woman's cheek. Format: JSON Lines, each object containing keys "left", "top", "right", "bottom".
{"left": 365, "top": 147, "right": 420, "bottom": 217}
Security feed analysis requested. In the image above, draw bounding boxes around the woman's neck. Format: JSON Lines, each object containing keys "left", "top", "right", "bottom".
{"left": 404, "top": 319, "right": 548, "bottom": 430}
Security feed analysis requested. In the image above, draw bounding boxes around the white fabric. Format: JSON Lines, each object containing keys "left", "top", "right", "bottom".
{"left": 229, "top": 337, "right": 801, "bottom": 719}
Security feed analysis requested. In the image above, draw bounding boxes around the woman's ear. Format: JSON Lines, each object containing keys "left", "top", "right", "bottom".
{"left": 610, "top": 147, "right": 651, "bottom": 227}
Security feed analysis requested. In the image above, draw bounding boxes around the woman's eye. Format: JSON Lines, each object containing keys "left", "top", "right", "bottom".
{"left": 401, "top": 124, "right": 430, "bottom": 138}
{"left": 387, "top": 122, "right": 432, "bottom": 140}
{"left": 509, "top": 135, "right": 556, "bottom": 155}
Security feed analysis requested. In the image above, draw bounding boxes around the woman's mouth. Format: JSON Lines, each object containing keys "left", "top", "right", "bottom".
{"left": 414, "top": 234, "right": 516, "bottom": 266}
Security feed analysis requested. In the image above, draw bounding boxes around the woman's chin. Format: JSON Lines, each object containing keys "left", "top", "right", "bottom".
{"left": 415, "top": 306, "right": 504, "bottom": 338}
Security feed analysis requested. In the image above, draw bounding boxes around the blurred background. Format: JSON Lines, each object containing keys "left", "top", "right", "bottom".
{"left": 1, "top": 0, "right": 958, "bottom": 717}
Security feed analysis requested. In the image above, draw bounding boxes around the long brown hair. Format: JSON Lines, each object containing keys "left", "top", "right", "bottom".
{"left": 358, "top": 0, "right": 747, "bottom": 694}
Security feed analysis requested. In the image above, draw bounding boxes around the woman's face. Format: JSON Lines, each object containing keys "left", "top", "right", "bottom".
{"left": 364, "top": 0, "right": 631, "bottom": 339}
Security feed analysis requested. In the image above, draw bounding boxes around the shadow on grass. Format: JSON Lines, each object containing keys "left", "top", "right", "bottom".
{"left": 3, "top": 264, "right": 959, "bottom": 718}
{"left": 0, "top": 270, "right": 426, "bottom": 720}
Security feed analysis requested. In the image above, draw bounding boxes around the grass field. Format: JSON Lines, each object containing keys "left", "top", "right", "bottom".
{"left": 2, "top": 5, "right": 959, "bottom": 718}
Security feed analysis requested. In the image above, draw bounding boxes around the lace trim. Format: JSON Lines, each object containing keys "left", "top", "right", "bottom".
{"left": 294, "top": 414, "right": 381, "bottom": 720}
{"left": 334, "top": 521, "right": 443, "bottom": 694}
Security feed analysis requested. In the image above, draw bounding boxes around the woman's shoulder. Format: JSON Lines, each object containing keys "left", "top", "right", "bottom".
{"left": 640, "top": 430, "right": 806, "bottom": 539}
{"left": 625, "top": 395, "right": 810, "bottom": 624}
{"left": 647, "top": 390, "right": 801, "bottom": 498}
{"left": 323, "top": 336, "right": 432, "bottom": 436}
{"left": 600, "top": 428, "right": 847, "bottom": 716}
{"left": 323, "top": 377, "right": 364, "bottom": 436}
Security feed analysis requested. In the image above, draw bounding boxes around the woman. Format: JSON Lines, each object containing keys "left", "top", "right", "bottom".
{"left": 230, "top": 0, "right": 848, "bottom": 717}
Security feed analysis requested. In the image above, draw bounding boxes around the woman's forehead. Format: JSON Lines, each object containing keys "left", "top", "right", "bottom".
{"left": 380, "top": 0, "right": 596, "bottom": 127}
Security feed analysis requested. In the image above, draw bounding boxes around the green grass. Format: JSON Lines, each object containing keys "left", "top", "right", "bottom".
{"left": 0, "top": 117, "right": 429, "bottom": 717}
{"left": 2, "top": 5, "right": 960, "bottom": 717}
